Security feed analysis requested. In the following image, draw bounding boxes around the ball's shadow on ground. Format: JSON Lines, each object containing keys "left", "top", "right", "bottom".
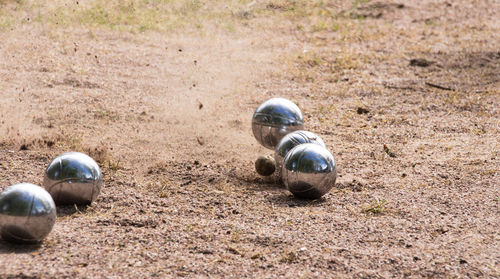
{"left": 266, "top": 194, "right": 328, "bottom": 208}
{"left": 0, "top": 205, "right": 93, "bottom": 253}
{"left": 227, "top": 169, "right": 284, "bottom": 192}
{"left": 56, "top": 204, "right": 90, "bottom": 217}
{"left": 248, "top": 176, "right": 284, "bottom": 192}
{"left": 0, "top": 239, "right": 41, "bottom": 254}
{"left": 227, "top": 168, "right": 328, "bottom": 207}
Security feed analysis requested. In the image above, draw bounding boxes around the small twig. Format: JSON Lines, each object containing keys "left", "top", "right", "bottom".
{"left": 383, "top": 84, "right": 415, "bottom": 91}
{"left": 425, "top": 82, "right": 453, "bottom": 91}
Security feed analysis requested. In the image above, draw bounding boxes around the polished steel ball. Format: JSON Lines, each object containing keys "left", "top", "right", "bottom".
{"left": 0, "top": 183, "right": 56, "bottom": 243}
{"left": 282, "top": 143, "right": 337, "bottom": 199}
{"left": 252, "top": 98, "right": 304, "bottom": 149}
{"left": 274, "top": 130, "right": 326, "bottom": 178}
{"left": 43, "top": 152, "right": 102, "bottom": 205}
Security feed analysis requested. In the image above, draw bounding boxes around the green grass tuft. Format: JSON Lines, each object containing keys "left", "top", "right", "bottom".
{"left": 362, "top": 197, "right": 387, "bottom": 215}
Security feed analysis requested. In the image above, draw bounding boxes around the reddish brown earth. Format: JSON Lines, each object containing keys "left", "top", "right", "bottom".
{"left": 0, "top": 0, "right": 499, "bottom": 278}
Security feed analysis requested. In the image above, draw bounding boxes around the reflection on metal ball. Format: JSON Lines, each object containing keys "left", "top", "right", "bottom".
{"left": 274, "top": 130, "right": 326, "bottom": 178}
{"left": 0, "top": 183, "right": 56, "bottom": 243}
{"left": 282, "top": 143, "right": 337, "bottom": 199}
{"left": 252, "top": 98, "right": 304, "bottom": 149}
{"left": 43, "top": 152, "right": 102, "bottom": 205}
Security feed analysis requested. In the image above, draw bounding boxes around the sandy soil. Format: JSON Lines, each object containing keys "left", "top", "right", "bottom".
{"left": 0, "top": 0, "right": 499, "bottom": 278}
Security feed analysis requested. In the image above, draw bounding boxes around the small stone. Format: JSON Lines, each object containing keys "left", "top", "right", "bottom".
{"left": 409, "top": 58, "right": 434, "bottom": 67}
{"left": 255, "top": 156, "right": 276, "bottom": 176}
{"left": 357, "top": 107, "right": 370, "bottom": 114}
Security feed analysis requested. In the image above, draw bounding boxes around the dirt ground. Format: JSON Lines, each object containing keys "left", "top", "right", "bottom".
{"left": 0, "top": 0, "right": 499, "bottom": 278}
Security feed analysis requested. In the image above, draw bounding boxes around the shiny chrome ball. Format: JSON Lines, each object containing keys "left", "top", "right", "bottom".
{"left": 282, "top": 143, "right": 337, "bottom": 199}
{"left": 274, "top": 130, "right": 326, "bottom": 178}
{"left": 43, "top": 152, "right": 102, "bottom": 205}
{"left": 0, "top": 183, "right": 56, "bottom": 243}
{"left": 252, "top": 98, "right": 304, "bottom": 149}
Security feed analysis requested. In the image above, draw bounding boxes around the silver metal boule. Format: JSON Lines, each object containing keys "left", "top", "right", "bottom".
{"left": 252, "top": 98, "right": 304, "bottom": 149}
{"left": 0, "top": 183, "right": 56, "bottom": 243}
{"left": 274, "top": 130, "right": 326, "bottom": 178}
{"left": 282, "top": 143, "right": 337, "bottom": 199}
{"left": 43, "top": 152, "right": 102, "bottom": 205}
